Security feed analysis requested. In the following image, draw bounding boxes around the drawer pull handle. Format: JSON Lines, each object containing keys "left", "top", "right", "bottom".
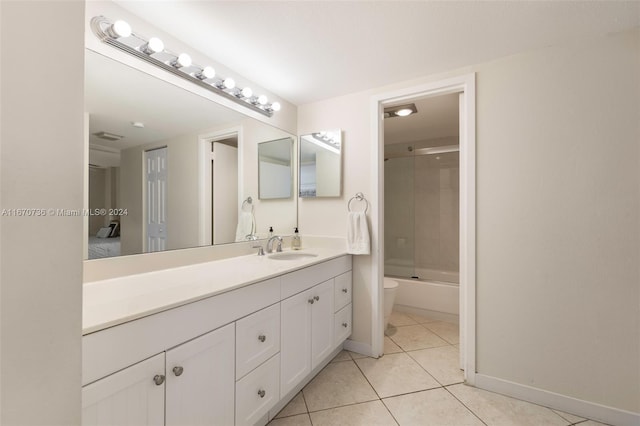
{"left": 308, "top": 298, "right": 314, "bottom": 304}
{"left": 258, "top": 335, "right": 266, "bottom": 343}
{"left": 172, "top": 366, "right": 184, "bottom": 376}
{"left": 257, "top": 389, "right": 266, "bottom": 398}
{"left": 342, "top": 322, "right": 348, "bottom": 328}
{"left": 342, "top": 288, "right": 348, "bottom": 293}
{"left": 314, "top": 295, "right": 320, "bottom": 301}
{"left": 153, "top": 374, "right": 165, "bottom": 386}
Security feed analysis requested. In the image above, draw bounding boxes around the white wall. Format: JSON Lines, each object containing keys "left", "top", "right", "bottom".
{"left": 299, "top": 28, "right": 639, "bottom": 414}
{"left": 474, "top": 29, "right": 639, "bottom": 414}
{"left": 0, "top": 1, "right": 84, "bottom": 424}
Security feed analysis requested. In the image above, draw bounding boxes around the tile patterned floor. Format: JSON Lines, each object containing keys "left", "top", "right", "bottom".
{"left": 269, "top": 311, "right": 609, "bottom": 426}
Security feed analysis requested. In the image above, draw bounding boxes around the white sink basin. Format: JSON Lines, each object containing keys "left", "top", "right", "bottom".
{"left": 268, "top": 252, "right": 319, "bottom": 261}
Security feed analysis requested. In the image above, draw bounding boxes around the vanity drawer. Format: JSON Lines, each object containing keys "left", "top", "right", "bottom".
{"left": 236, "top": 303, "right": 281, "bottom": 379}
{"left": 281, "top": 255, "right": 352, "bottom": 299}
{"left": 333, "top": 271, "right": 352, "bottom": 312}
{"left": 334, "top": 303, "right": 352, "bottom": 346}
{"left": 236, "top": 353, "right": 280, "bottom": 426}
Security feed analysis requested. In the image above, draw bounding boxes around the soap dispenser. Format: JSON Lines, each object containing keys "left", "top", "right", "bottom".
{"left": 292, "top": 227, "right": 301, "bottom": 250}
{"left": 268, "top": 226, "right": 274, "bottom": 238}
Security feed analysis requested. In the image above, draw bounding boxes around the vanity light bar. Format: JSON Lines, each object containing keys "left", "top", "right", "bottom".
{"left": 90, "top": 16, "right": 281, "bottom": 117}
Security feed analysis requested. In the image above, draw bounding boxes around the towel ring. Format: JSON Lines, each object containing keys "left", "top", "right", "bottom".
{"left": 348, "top": 192, "right": 369, "bottom": 214}
{"left": 241, "top": 196, "right": 254, "bottom": 212}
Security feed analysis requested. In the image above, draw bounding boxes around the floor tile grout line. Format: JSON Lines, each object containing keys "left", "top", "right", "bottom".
{"left": 305, "top": 396, "right": 383, "bottom": 415}
{"left": 351, "top": 357, "right": 386, "bottom": 402}
{"left": 379, "top": 397, "right": 402, "bottom": 425}
{"left": 442, "top": 383, "right": 490, "bottom": 426}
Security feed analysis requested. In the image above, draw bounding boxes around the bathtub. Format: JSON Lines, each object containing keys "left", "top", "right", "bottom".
{"left": 386, "top": 270, "right": 460, "bottom": 323}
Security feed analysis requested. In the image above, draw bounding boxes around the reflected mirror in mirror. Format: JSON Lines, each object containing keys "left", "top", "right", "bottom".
{"left": 299, "top": 130, "right": 342, "bottom": 197}
{"left": 85, "top": 50, "right": 297, "bottom": 260}
{"left": 258, "top": 138, "right": 293, "bottom": 200}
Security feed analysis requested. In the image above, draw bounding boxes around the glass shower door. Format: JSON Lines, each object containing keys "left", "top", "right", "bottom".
{"left": 384, "top": 146, "right": 415, "bottom": 278}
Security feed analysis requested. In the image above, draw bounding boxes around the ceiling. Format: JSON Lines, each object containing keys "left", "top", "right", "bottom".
{"left": 114, "top": 1, "right": 640, "bottom": 106}
{"left": 384, "top": 93, "right": 459, "bottom": 145}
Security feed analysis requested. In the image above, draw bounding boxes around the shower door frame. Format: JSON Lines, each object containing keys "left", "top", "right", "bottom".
{"left": 370, "top": 73, "right": 476, "bottom": 384}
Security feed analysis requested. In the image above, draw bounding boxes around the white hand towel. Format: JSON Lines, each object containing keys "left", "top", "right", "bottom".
{"left": 235, "top": 212, "right": 256, "bottom": 242}
{"left": 347, "top": 211, "right": 370, "bottom": 255}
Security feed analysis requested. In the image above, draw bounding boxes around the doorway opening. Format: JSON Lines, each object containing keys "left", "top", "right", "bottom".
{"left": 371, "top": 74, "right": 476, "bottom": 384}
{"left": 197, "top": 127, "right": 242, "bottom": 247}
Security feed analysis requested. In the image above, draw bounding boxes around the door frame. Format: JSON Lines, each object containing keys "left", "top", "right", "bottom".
{"left": 370, "top": 73, "right": 476, "bottom": 384}
{"left": 197, "top": 126, "right": 243, "bottom": 246}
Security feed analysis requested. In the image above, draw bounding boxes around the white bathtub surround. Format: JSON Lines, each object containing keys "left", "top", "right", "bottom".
{"left": 389, "top": 276, "right": 460, "bottom": 325}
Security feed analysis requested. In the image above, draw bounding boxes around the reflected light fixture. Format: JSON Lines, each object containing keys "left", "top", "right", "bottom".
{"left": 91, "top": 16, "right": 280, "bottom": 117}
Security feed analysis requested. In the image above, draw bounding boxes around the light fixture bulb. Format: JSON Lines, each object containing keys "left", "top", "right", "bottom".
{"left": 258, "top": 95, "right": 268, "bottom": 105}
{"left": 174, "top": 53, "right": 192, "bottom": 68}
{"left": 143, "top": 37, "right": 164, "bottom": 54}
{"left": 198, "top": 66, "right": 216, "bottom": 80}
{"left": 395, "top": 108, "right": 413, "bottom": 117}
{"left": 223, "top": 78, "right": 236, "bottom": 89}
{"left": 108, "top": 20, "right": 132, "bottom": 38}
{"left": 241, "top": 87, "right": 253, "bottom": 98}
{"left": 271, "top": 102, "right": 281, "bottom": 112}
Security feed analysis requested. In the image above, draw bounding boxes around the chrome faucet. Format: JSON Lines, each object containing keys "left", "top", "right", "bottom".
{"left": 266, "top": 236, "right": 283, "bottom": 253}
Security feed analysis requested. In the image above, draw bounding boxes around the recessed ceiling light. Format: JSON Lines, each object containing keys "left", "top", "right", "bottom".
{"left": 92, "top": 131, "right": 124, "bottom": 141}
{"left": 395, "top": 108, "right": 413, "bottom": 117}
{"left": 383, "top": 103, "right": 418, "bottom": 118}
{"left": 132, "top": 122, "right": 145, "bottom": 128}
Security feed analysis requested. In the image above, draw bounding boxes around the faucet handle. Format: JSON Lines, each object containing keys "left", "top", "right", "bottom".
{"left": 252, "top": 245, "right": 265, "bottom": 256}
{"left": 276, "top": 239, "right": 283, "bottom": 252}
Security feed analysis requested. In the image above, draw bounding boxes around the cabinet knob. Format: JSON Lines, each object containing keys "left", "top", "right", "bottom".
{"left": 314, "top": 295, "right": 320, "bottom": 301}
{"left": 342, "top": 322, "right": 348, "bottom": 328}
{"left": 172, "top": 366, "right": 184, "bottom": 376}
{"left": 308, "top": 298, "right": 314, "bottom": 304}
{"left": 258, "top": 334, "right": 266, "bottom": 343}
{"left": 257, "top": 389, "right": 266, "bottom": 398}
{"left": 153, "top": 374, "right": 165, "bottom": 386}
{"left": 342, "top": 288, "right": 348, "bottom": 293}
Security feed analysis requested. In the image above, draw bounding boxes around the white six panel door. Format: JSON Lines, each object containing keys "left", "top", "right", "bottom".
{"left": 145, "top": 147, "right": 167, "bottom": 252}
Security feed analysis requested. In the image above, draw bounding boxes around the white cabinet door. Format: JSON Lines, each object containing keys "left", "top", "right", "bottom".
{"left": 165, "top": 323, "right": 235, "bottom": 426}
{"left": 311, "top": 279, "right": 335, "bottom": 370}
{"left": 82, "top": 353, "right": 165, "bottom": 426}
{"left": 280, "top": 290, "right": 312, "bottom": 397}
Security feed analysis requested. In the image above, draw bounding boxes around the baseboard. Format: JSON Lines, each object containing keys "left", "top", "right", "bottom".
{"left": 394, "top": 304, "right": 459, "bottom": 324}
{"left": 343, "top": 339, "right": 375, "bottom": 357}
{"left": 475, "top": 374, "right": 639, "bottom": 426}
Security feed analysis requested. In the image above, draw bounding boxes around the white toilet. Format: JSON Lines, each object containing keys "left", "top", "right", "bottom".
{"left": 383, "top": 277, "right": 399, "bottom": 330}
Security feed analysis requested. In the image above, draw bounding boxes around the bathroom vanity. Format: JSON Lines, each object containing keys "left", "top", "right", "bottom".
{"left": 82, "top": 249, "right": 352, "bottom": 426}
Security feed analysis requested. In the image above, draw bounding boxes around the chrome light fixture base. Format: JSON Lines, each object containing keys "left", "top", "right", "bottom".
{"left": 90, "top": 16, "right": 276, "bottom": 117}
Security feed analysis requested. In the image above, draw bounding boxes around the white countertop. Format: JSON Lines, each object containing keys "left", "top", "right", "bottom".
{"left": 83, "top": 247, "right": 348, "bottom": 335}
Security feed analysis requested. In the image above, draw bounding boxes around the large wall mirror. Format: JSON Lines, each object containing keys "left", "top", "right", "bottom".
{"left": 299, "top": 130, "right": 342, "bottom": 197}
{"left": 84, "top": 50, "right": 297, "bottom": 260}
